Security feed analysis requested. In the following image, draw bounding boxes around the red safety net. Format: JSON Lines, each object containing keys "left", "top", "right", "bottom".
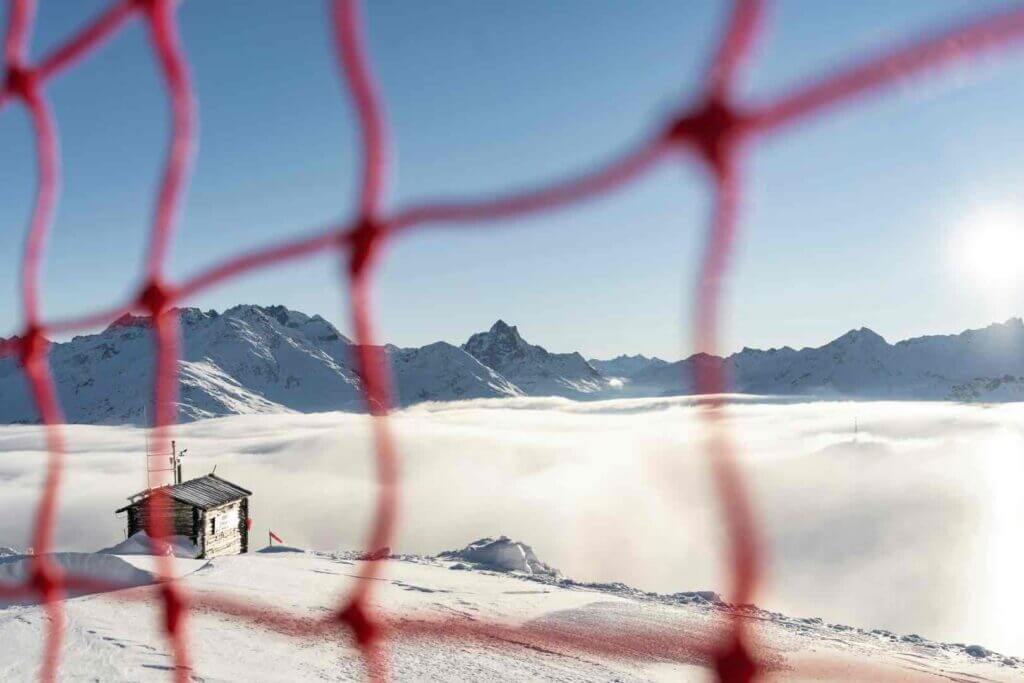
{"left": 2, "top": 0, "right": 1024, "bottom": 681}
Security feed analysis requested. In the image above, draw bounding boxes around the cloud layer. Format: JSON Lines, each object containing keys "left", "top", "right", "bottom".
{"left": 1, "top": 396, "right": 1022, "bottom": 653}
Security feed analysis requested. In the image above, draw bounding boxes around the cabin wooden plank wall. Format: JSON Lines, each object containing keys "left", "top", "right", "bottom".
{"left": 126, "top": 498, "right": 197, "bottom": 541}
{"left": 239, "top": 497, "right": 249, "bottom": 554}
{"left": 201, "top": 500, "right": 245, "bottom": 559}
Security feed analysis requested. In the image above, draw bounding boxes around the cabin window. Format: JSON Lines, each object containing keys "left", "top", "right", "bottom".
{"left": 210, "top": 517, "right": 217, "bottom": 534}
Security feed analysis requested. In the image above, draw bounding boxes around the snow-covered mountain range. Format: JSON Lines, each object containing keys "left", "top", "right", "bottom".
{"left": 588, "top": 354, "right": 669, "bottom": 379}
{"left": 626, "top": 320, "right": 1024, "bottom": 402}
{"left": 3, "top": 304, "right": 1024, "bottom": 424}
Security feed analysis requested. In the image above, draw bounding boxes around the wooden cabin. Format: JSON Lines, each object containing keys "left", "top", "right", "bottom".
{"left": 116, "top": 474, "right": 252, "bottom": 559}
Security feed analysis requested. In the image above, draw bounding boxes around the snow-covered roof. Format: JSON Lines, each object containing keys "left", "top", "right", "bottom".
{"left": 116, "top": 474, "right": 251, "bottom": 513}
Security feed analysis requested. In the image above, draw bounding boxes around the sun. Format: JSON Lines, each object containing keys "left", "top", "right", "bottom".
{"left": 952, "top": 207, "right": 1024, "bottom": 292}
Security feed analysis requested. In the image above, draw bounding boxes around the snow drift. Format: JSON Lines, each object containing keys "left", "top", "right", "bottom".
{"left": 99, "top": 532, "right": 199, "bottom": 559}
{"left": 440, "top": 536, "right": 560, "bottom": 577}
{"left": 0, "top": 552, "right": 153, "bottom": 606}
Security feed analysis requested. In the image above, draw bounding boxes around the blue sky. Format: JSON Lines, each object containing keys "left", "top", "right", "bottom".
{"left": 2, "top": 1, "right": 1023, "bottom": 360}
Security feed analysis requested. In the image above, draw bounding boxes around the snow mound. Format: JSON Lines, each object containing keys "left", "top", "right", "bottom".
{"left": 965, "top": 644, "right": 991, "bottom": 658}
{"left": 256, "top": 545, "right": 306, "bottom": 554}
{"left": 670, "top": 590, "right": 726, "bottom": 605}
{"left": 99, "top": 532, "right": 199, "bottom": 559}
{"left": 0, "top": 552, "right": 153, "bottom": 606}
{"left": 438, "top": 536, "right": 559, "bottom": 577}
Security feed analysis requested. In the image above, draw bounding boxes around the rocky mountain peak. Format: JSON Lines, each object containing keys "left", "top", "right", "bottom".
{"left": 101, "top": 308, "right": 214, "bottom": 335}
{"left": 259, "top": 304, "right": 313, "bottom": 329}
{"left": 831, "top": 327, "right": 887, "bottom": 347}
{"left": 987, "top": 317, "right": 1024, "bottom": 336}
{"left": 487, "top": 319, "right": 524, "bottom": 343}
{"left": 463, "top": 320, "right": 531, "bottom": 364}
{"left": 106, "top": 313, "right": 149, "bottom": 331}
{"left": 462, "top": 320, "right": 608, "bottom": 397}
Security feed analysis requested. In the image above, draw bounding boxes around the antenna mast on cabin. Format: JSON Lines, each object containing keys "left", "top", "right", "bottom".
{"left": 144, "top": 396, "right": 184, "bottom": 489}
{"left": 146, "top": 437, "right": 169, "bottom": 489}
{"left": 147, "top": 439, "right": 185, "bottom": 489}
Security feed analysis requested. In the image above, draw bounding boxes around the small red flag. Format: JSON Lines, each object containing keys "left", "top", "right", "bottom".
{"left": 269, "top": 530, "right": 283, "bottom": 544}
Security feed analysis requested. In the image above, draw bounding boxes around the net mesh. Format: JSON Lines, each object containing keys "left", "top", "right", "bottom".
{"left": 2, "top": 0, "right": 1024, "bottom": 680}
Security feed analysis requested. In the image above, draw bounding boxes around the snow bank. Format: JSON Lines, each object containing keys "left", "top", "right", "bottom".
{"left": 439, "top": 536, "right": 559, "bottom": 577}
{"left": 99, "top": 532, "right": 199, "bottom": 559}
{"left": 0, "top": 552, "right": 153, "bottom": 606}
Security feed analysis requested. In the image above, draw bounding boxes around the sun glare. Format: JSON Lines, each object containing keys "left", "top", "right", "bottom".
{"left": 953, "top": 208, "right": 1024, "bottom": 292}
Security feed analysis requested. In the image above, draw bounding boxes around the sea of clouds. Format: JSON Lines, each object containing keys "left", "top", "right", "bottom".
{"left": 1, "top": 396, "right": 1022, "bottom": 654}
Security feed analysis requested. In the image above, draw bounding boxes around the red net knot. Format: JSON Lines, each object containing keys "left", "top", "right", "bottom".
{"left": 29, "top": 559, "right": 62, "bottom": 603}
{"left": 133, "top": 0, "right": 162, "bottom": 14}
{"left": 159, "top": 582, "right": 189, "bottom": 636}
{"left": 337, "top": 599, "right": 379, "bottom": 648}
{"left": 714, "top": 635, "right": 757, "bottom": 683}
{"left": 4, "top": 64, "right": 37, "bottom": 101}
{"left": 666, "top": 96, "right": 750, "bottom": 174}
{"left": 346, "top": 216, "right": 385, "bottom": 280}
{"left": 18, "top": 324, "right": 49, "bottom": 367}
{"left": 137, "top": 279, "right": 176, "bottom": 317}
